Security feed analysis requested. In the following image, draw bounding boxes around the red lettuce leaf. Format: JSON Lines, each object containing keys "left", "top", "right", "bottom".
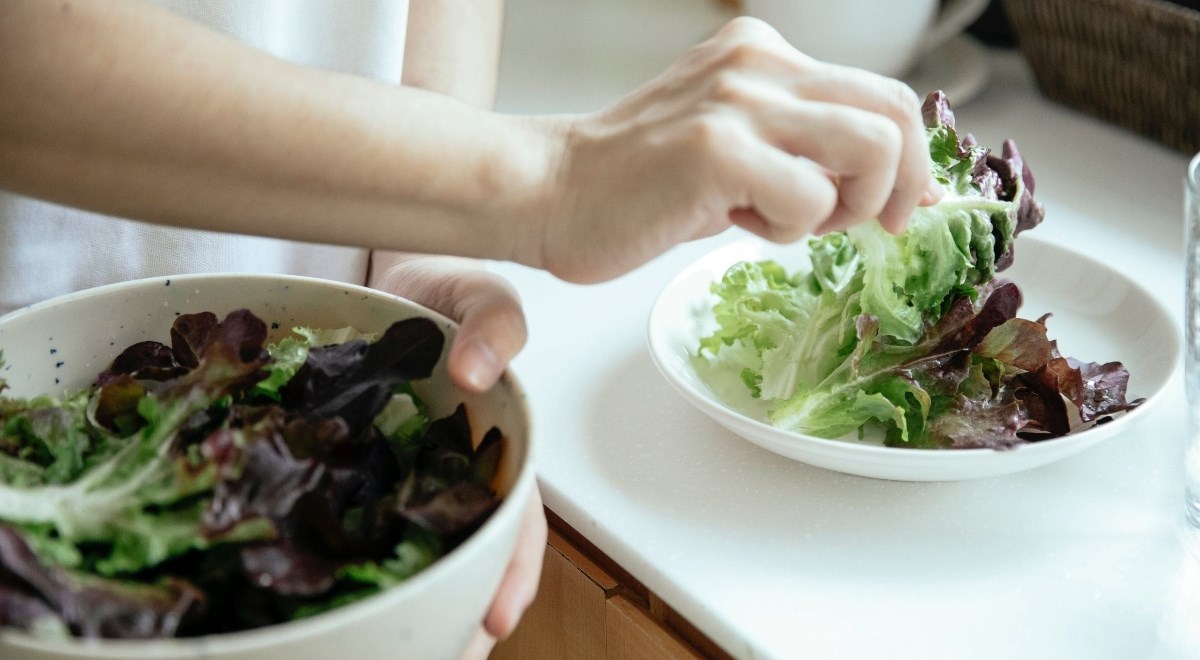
{"left": 281, "top": 317, "right": 444, "bottom": 436}
{"left": 200, "top": 415, "right": 325, "bottom": 540}
{"left": 854, "top": 280, "right": 1140, "bottom": 449}
{"left": 0, "top": 526, "right": 202, "bottom": 639}
{"left": 0, "top": 581, "right": 64, "bottom": 633}
{"left": 1072, "top": 358, "right": 1142, "bottom": 421}
{"left": 170, "top": 312, "right": 219, "bottom": 370}
{"left": 96, "top": 341, "right": 184, "bottom": 385}
{"left": 933, "top": 300, "right": 1141, "bottom": 447}
{"left": 160, "top": 309, "right": 270, "bottom": 400}
{"left": 395, "top": 481, "right": 497, "bottom": 539}
{"left": 0, "top": 311, "right": 510, "bottom": 639}
{"left": 238, "top": 537, "right": 344, "bottom": 597}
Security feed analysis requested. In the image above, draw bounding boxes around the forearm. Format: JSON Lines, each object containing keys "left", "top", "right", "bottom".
{"left": 0, "top": 0, "right": 555, "bottom": 264}
{"left": 370, "top": 0, "right": 507, "bottom": 287}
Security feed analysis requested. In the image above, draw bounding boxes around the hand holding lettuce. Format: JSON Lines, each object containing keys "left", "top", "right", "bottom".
{"left": 696, "top": 92, "right": 1141, "bottom": 449}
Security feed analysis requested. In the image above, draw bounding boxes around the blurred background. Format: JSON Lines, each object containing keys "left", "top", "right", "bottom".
{"left": 497, "top": 0, "right": 1197, "bottom": 154}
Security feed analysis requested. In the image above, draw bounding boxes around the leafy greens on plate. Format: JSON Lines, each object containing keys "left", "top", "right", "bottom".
{"left": 0, "top": 310, "right": 504, "bottom": 639}
{"left": 695, "top": 92, "right": 1142, "bottom": 449}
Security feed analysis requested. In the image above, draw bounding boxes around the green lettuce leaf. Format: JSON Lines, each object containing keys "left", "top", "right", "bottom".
{"left": 695, "top": 91, "right": 1137, "bottom": 447}
{"left": 0, "top": 309, "right": 507, "bottom": 640}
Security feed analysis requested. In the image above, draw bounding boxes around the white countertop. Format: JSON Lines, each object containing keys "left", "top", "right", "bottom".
{"left": 492, "top": 2, "right": 1198, "bottom": 658}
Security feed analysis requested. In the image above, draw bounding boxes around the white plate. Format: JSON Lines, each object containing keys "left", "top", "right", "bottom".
{"left": 647, "top": 235, "right": 1181, "bottom": 481}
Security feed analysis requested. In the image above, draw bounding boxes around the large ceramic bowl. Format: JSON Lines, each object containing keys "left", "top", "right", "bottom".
{"left": 0, "top": 274, "right": 536, "bottom": 660}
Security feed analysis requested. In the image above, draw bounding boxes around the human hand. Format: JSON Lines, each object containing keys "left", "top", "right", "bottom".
{"left": 458, "top": 488, "right": 546, "bottom": 660}
{"left": 369, "top": 254, "right": 529, "bottom": 392}
{"left": 367, "top": 253, "right": 548, "bottom": 659}
{"left": 528, "top": 17, "right": 941, "bottom": 284}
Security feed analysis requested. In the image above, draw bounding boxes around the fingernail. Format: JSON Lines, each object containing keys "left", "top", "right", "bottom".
{"left": 461, "top": 339, "right": 502, "bottom": 391}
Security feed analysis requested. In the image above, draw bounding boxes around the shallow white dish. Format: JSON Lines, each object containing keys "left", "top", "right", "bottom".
{"left": 647, "top": 235, "right": 1180, "bottom": 481}
{"left": 0, "top": 274, "right": 536, "bottom": 660}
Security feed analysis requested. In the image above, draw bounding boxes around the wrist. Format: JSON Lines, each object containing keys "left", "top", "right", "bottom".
{"left": 358, "top": 90, "right": 570, "bottom": 264}
{"left": 491, "top": 113, "right": 573, "bottom": 270}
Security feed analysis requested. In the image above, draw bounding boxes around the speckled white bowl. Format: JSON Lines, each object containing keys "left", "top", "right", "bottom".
{"left": 0, "top": 274, "right": 536, "bottom": 660}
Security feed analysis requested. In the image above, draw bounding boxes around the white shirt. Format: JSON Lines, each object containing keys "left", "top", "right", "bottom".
{"left": 0, "top": 0, "right": 410, "bottom": 314}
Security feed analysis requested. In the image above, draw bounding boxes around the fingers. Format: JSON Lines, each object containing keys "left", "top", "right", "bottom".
{"left": 774, "top": 101, "right": 906, "bottom": 235}
{"left": 695, "top": 18, "right": 935, "bottom": 237}
{"left": 445, "top": 271, "right": 527, "bottom": 392}
{"left": 786, "top": 65, "right": 936, "bottom": 232}
{"left": 544, "top": 16, "right": 939, "bottom": 284}
{"left": 483, "top": 488, "right": 547, "bottom": 640}
{"left": 371, "top": 256, "right": 527, "bottom": 393}
{"left": 707, "top": 92, "right": 911, "bottom": 240}
{"left": 718, "top": 128, "right": 837, "bottom": 242}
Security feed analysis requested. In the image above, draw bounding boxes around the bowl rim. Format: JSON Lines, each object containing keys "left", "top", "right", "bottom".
{"left": 0, "top": 272, "right": 538, "bottom": 654}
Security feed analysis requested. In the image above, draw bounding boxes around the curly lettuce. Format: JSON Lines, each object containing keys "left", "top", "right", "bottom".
{"left": 696, "top": 92, "right": 1139, "bottom": 448}
{"left": 0, "top": 311, "right": 503, "bottom": 639}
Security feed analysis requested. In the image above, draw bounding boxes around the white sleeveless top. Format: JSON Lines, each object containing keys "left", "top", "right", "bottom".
{"left": 0, "top": 0, "right": 409, "bottom": 314}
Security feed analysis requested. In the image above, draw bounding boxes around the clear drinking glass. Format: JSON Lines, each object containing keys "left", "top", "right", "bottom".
{"left": 1186, "top": 151, "right": 1200, "bottom": 534}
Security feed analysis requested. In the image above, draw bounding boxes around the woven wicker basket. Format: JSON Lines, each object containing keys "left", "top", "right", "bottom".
{"left": 1003, "top": 0, "right": 1200, "bottom": 154}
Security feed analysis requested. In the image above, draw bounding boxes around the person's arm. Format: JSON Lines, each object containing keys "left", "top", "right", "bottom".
{"left": 0, "top": 0, "right": 550, "bottom": 263}
{"left": 1, "top": 1, "right": 939, "bottom": 284}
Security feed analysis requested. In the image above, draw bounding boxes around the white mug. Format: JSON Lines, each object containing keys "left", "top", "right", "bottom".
{"left": 740, "top": 0, "right": 991, "bottom": 77}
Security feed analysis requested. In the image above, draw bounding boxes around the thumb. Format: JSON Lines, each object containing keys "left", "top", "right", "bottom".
{"left": 445, "top": 272, "right": 528, "bottom": 393}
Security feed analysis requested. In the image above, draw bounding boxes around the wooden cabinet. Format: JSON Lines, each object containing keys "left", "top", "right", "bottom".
{"left": 605, "top": 595, "right": 699, "bottom": 660}
{"left": 490, "top": 512, "right": 729, "bottom": 660}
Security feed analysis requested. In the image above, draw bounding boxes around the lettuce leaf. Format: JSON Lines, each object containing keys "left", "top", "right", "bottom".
{"left": 696, "top": 92, "right": 1139, "bottom": 447}
{"left": 0, "top": 310, "right": 505, "bottom": 639}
